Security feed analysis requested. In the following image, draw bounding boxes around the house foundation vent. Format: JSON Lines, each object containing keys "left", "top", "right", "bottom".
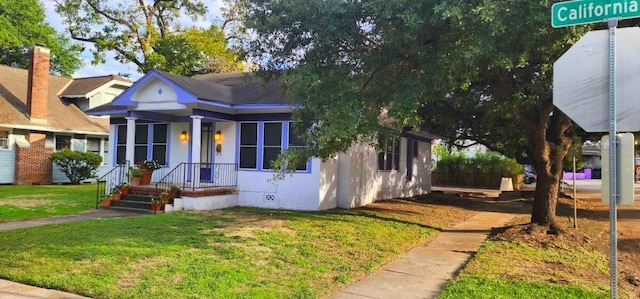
{"left": 264, "top": 193, "right": 277, "bottom": 203}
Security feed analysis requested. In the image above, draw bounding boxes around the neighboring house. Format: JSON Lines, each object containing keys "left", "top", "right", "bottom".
{"left": 60, "top": 74, "right": 132, "bottom": 111}
{"left": 0, "top": 46, "right": 131, "bottom": 185}
{"left": 87, "top": 70, "right": 437, "bottom": 211}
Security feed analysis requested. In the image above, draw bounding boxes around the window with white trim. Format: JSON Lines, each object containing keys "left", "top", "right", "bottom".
{"left": 239, "top": 123, "right": 258, "bottom": 169}
{"left": 378, "top": 137, "right": 400, "bottom": 171}
{"left": 87, "top": 137, "right": 101, "bottom": 155}
{"left": 73, "top": 135, "right": 86, "bottom": 152}
{"left": 0, "top": 130, "right": 8, "bottom": 150}
{"left": 55, "top": 135, "right": 71, "bottom": 151}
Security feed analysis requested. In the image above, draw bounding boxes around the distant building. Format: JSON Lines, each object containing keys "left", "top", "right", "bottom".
{"left": 0, "top": 46, "right": 131, "bottom": 184}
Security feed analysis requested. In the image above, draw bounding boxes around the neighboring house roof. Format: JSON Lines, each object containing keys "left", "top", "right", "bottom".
{"left": 582, "top": 144, "right": 601, "bottom": 156}
{"left": 0, "top": 65, "right": 109, "bottom": 134}
{"left": 60, "top": 75, "right": 132, "bottom": 98}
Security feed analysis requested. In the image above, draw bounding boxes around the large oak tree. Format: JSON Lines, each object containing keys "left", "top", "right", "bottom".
{"left": 231, "top": 0, "right": 597, "bottom": 232}
{"left": 54, "top": 0, "right": 242, "bottom": 75}
{"left": 0, "top": 0, "right": 82, "bottom": 76}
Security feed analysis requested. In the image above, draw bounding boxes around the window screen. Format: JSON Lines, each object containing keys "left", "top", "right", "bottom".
{"left": 239, "top": 123, "right": 258, "bottom": 169}
{"left": 262, "top": 123, "right": 282, "bottom": 169}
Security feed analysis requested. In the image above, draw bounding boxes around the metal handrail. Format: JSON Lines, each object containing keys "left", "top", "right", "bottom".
{"left": 95, "top": 161, "right": 129, "bottom": 208}
{"left": 155, "top": 163, "right": 238, "bottom": 194}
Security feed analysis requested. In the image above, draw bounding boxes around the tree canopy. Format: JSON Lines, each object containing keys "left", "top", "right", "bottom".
{"left": 230, "top": 0, "right": 597, "bottom": 230}
{"left": 0, "top": 0, "right": 82, "bottom": 76}
{"left": 54, "top": 0, "right": 243, "bottom": 76}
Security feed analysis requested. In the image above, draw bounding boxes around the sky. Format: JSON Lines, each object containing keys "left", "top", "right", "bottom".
{"left": 42, "top": 0, "right": 225, "bottom": 80}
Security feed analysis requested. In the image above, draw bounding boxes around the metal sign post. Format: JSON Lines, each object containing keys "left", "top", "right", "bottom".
{"left": 551, "top": 0, "right": 638, "bottom": 295}
{"left": 607, "top": 18, "right": 618, "bottom": 298}
{"left": 573, "top": 157, "right": 577, "bottom": 229}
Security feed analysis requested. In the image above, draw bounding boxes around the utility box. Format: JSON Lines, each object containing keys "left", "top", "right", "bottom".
{"left": 601, "top": 133, "right": 635, "bottom": 205}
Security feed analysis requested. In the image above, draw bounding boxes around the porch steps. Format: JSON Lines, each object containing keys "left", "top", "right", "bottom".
{"left": 109, "top": 194, "right": 162, "bottom": 213}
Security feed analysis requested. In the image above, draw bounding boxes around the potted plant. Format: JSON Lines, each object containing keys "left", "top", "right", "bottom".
{"left": 102, "top": 195, "right": 112, "bottom": 207}
{"left": 119, "top": 183, "right": 130, "bottom": 195}
{"left": 140, "top": 159, "right": 161, "bottom": 171}
{"left": 111, "top": 188, "right": 122, "bottom": 200}
{"left": 127, "top": 167, "right": 143, "bottom": 186}
{"left": 159, "top": 190, "right": 170, "bottom": 204}
{"left": 150, "top": 197, "right": 164, "bottom": 214}
{"left": 168, "top": 185, "right": 181, "bottom": 199}
{"left": 139, "top": 159, "right": 161, "bottom": 185}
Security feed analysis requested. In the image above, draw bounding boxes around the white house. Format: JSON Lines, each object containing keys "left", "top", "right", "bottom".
{"left": 88, "top": 70, "right": 437, "bottom": 211}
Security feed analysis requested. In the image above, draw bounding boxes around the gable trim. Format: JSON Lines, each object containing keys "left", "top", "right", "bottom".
{"left": 112, "top": 70, "right": 197, "bottom": 107}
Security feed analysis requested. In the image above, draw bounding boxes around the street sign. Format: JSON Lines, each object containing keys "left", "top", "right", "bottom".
{"left": 553, "top": 27, "right": 640, "bottom": 132}
{"left": 552, "top": 0, "right": 640, "bottom": 28}
{"left": 601, "top": 133, "right": 635, "bottom": 205}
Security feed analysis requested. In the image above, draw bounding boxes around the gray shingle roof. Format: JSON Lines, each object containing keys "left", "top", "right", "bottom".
{"left": 60, "top": 75, "right": 131, "bottom": 97}
{"left": 191, "top": 72, "right": 291, "bottom": 105}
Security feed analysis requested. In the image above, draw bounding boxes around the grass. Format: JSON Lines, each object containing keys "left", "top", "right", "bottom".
{"left": 436, "top": 195, "right": 631, "bottom": 299}
{"left": 437, "top": 276, "right": 605, "bottom": 299}
{"left": 0, "top": 186, "right": 629, "bottom": 298}
{"left": 437, "top": 235, "right": 610, "bottom": 299}
{"left": 0, "top": 184, "right": 97, "bottom": 222}
{"left": 0, "top": 201, "right": 463, "bottom": 299}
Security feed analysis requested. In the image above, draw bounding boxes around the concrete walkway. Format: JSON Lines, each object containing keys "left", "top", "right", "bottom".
{"left": 331, "top": 211, "right": 518, "bottom": 299}
{"left": 0, "top": 279, "right": 90, "bottom": 299}
{"left": 0, "top": 209, "right": 144, "bottom": 232}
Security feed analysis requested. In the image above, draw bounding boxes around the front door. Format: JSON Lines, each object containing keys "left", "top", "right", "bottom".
{"left": 200, "top": 124, "right": 213, "bottom": 181}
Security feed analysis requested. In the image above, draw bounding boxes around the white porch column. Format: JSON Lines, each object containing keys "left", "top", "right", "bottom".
{"left": 125, "top": 117, "right": 136, "bottom": 165}
{"left": 190, "top": 116, "right": 203, "bottom": 188}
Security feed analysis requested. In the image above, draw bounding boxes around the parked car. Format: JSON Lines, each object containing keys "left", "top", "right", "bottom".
{"left": 524, "top": 164, "right": 537, "bottom": 184}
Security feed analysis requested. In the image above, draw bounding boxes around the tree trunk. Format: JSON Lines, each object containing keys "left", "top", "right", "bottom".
{"left": 530, "top": 147, "right": 565, "bottom": 230}
{"left": 524, "top": 106, "right": 574, "bottom": 232}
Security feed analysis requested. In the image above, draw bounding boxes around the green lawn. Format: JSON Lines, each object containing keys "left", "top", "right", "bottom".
{"left": 0, "top": 201, "right": 461, "bottom": 299}
{"left": 437, "top": 275, "right": 605, "bottom": 299}
{"left": 0, "top": 184, "right": 97, "bottom": 222}
{"left": 0, "top": 188, "right": 616, "bottom": 298}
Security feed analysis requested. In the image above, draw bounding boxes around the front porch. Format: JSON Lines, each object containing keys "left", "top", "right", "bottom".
{"left": 97, "top": 162, "right": 239, "bottom": 213}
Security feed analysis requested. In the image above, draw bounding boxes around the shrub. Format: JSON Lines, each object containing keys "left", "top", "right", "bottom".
{"left": 48, "top": 149, "right": 102, "bottom": 184}
{"left": 433, "top": 152, "right": 523, "bottom": 188}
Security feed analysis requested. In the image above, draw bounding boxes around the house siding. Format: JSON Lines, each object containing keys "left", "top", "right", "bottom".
{"left": 0, "top": 144, "right": 15, "bottom": 184}
{"left": 335, "top": 138, "right": 432, "bottom": 208}
{"left": 236, "top": 157, "right": 321, "bottom": 210}
{"left": 89, "top": 86, "right": 126, "bottom": 110}
{"left": 52, "top": 165, "right": 111, "bottom": 184}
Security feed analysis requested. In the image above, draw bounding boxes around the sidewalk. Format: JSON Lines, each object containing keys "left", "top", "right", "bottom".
{"left": 331, "top": 210, "right": 518, "bottom": 299}
{"left": 0, "top": 209, "right": 144, "bottom": 299}
{"left": 0, "top": 279, "right": 90, "bottom": 299}
{"left": 0, "top": 209, "right": 144, "bottom": 232}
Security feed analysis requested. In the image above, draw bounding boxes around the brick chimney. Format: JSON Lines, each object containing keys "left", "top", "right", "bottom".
{"left": 27, "top": 45, "right": 50, "bottom": 121}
